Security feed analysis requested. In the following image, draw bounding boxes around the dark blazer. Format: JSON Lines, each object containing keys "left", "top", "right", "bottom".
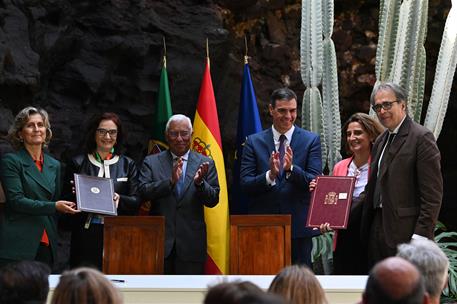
{"left": 0, "top": 148, "right": 60, "bottom": 261}
{"left": 361, "top": 116, "right": 443, "bottom": 248}
{"left": 240, "top": 126, "right": 322, "bottom": 238}
{"left": 64, "top": 153, "right": 141, "bottom": 269}
{"left": 66, "top": 154, "right": 141, "bottom": 215}
{"left": 138, "top": 150, "right": 220, "bottom": 262}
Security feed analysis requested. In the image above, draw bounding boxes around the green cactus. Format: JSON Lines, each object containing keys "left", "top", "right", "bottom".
{"left": 375, "top": 0, "right": 401, "bottom": 82}
{"left": 301, "top": 0, "right": 341, "bottom": 172}
{"left": 424, "top": 3, "right": 457, "bottom": 138}
{"left": 376, "top": 0, "right": 456, "bottom": 139}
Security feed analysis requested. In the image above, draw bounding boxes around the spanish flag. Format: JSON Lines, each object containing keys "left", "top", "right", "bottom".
{"left": 192, "top": 57, "right": 229, "bottom": 274}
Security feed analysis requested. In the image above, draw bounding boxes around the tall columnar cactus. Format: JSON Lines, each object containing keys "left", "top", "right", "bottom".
{"left": 424, "top": 1, "right": 457, "bottom": 139}
{"left": 321, "top": 0, "right": 342, "bottom": 171}
{"left": 375, "top": 0, "right": 428, "bottom": 121}
{"left": 375, "top": 0, "right": 401, "bottom": 82}
{"left": 300, "top": 0, "right": 341, "bottom": 171}
{"left": 390, "top": 0, "right": 428, "bottom": 120}
{"left": 375, "top": 0, "right": 456, "bottom": 139}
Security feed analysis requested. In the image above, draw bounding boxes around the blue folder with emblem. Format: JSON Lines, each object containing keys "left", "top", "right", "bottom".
{"left": 74, "top": 173, "right": 117, "bottom": 216}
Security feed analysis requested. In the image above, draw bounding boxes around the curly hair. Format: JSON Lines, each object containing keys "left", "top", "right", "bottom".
{"left": 7, "top": 106, "right": 52, "bottom": 150}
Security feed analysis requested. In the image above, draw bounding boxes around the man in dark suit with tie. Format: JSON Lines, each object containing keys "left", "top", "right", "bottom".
{"left": 361, "top": 82, "right": 443, "bottom": 268}
{"left": 139, "top": 114, "right": 220, "bottom": 274}
{"left": 240, "top": 87, "right": 322, "bottom": 267}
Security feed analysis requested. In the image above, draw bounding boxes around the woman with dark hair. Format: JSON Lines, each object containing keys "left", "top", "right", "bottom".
{"left": 66, "top": 112, "right": 141, "bottom": 270}
{"left": 0, "top": 107, "right": 78, "bottom": 268}
{"left": 310, "top": 112, "right": 384, "bottom": 274}
{"left": 0, "top": 261, "right": 51, "bottom": 304}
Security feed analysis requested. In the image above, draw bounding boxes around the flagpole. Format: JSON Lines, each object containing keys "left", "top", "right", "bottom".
{"left": 163, "top": 36, "right": 167, "bottom": 68}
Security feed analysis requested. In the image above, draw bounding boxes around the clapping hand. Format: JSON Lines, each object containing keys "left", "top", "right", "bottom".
{"left": 172, "top": 157, "right": 184, "bottom": 186}
{"left": 269, "top": 151, "right": 280, "bottom": 180}
{"left": 283, "top": 146, "right": 293, "bottom": 171}
{"left": 194, "top": 162, "right": 209, "bottom": 185}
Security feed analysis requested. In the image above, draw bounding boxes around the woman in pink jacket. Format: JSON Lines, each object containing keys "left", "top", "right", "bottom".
{"left": 310, "top": 113, "right": 383, "bottom": 274}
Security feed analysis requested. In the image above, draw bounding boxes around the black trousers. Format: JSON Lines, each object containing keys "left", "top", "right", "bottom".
{"left": 35, "top": 243, "right": 53, "bottom": 269}
{"left": 164, "top": 243, "right": 204, "bottom": 275}
{"left": 368, "top": 209, "right": 397, "bottom": 270}
{"left": 291, "top": 237, "right": 312, "bottom": 268}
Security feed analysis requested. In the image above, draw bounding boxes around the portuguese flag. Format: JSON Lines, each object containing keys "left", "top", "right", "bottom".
{"left": 149, "top": 56, "right": 172, "bottom": 154}
{"left": 191, "top": 57, "right": 229, "bottom": 274}
{"left": 140, "top": 56, "right": 172, "bottom": 215}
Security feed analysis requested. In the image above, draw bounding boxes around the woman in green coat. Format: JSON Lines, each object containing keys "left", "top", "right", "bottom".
{"left": 0, "top": 107, "right": 79, "bottom": 269}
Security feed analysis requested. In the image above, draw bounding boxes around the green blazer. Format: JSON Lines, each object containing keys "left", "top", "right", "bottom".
{"left": 0, "top": 148, "right": 60, "bottom": 262}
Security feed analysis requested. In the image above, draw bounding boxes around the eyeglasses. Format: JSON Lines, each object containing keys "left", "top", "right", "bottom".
{"left": 168, "top": 131, "right": 191, "bottom": 140}
{"left": 96, "top": 128, "right": 118, "bottom": 137}
{"left": 372, "top": 100, "right": 399, "bottom": 113}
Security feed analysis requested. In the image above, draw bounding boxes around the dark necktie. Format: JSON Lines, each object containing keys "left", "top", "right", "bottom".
{"left": 174, "top": 157, "right": 185, "bottom": 198}
{"left": 380, "top": 133, "right": 396, "bottom": 167}
{"left": 373, "top": 133, "right": 396, "bottom": 208}
{"left": 279, "top": 134, "right": 286, "bottom": 177}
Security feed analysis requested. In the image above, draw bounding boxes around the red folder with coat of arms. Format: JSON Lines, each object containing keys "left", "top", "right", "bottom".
{"left": 306, "top": 176, "right": 356, "bottom": 229}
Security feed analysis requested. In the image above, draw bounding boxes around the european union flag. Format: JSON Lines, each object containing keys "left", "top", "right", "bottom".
{"left": 231, "top": 62, "right": 262, "bottom": 214}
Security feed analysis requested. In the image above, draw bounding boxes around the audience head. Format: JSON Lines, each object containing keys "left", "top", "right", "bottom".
{"left": 343, "top": 112, "right": 384, "bottom": 155}
{"left": 8, "top": 106, "right": 52, "bottom": 150}
{"left": 165, "top": 114, "right": 193, "bottom": 157}
{"left": 397, "top": 239, "right": 449, "bottom": 303}
{"left": 268, "top": 265, "right": 328, "bottom": 304}
{"left": 269, "top": 87, "right": 298, "bottom": 134}
{"left": 51, "top": 267, "right": 122, "bottom": 304}
{"left": 84, "top": 112, "right": 124, "bottom": 155}
{"left": 362, "top": 257, "right": 428, "bottom": 304}
{"left": 204, "top": 280, "right": 285, "bottom": 304}
{"left": 0, "top": 260, "right": 51, "bottom": 304}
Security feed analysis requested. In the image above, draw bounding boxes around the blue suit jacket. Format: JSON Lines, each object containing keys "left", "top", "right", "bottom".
{"left": 240, "top": 126, "right": 322, "bottom": 238}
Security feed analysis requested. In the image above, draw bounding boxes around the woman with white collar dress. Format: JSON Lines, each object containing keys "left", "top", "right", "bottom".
{"left": 66, "top": 112, "right": 141, "bottom": 270}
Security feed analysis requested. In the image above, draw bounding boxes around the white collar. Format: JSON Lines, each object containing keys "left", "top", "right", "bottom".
{"left": 170, "top": 150, "right": 190, "bottom": 161}
{"left": 87, "top": 154, "right": 120, "bottom": 178}
{"left": 272, "top": 125, "right": 295, "bottom": 143}
{"left": 390, "top": 115, "right": 407, "bottom": 134}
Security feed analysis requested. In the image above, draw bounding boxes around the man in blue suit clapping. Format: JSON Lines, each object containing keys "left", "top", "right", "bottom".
{"left": 240, "top": 87, "right": 322, "bottom": 267}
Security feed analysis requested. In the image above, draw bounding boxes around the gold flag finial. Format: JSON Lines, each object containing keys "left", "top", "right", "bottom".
{"left": 244, "top": 36, "right": 249, "bottom": 64}
{"left": 206, "top": 38, "right": 210, "bottom": 68}
{"left": 162, "top": 36, "right": 167, "bottom": 68}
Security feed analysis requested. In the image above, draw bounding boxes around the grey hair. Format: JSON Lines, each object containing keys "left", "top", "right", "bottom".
{"left": 165, "top": 114, "right": 193, "bottom": 133}
{"left": 370, "top": 82, "right": 408, "bottom": 107}
{"left": 7, "top": 106, "right": 53, "bottom": 150}
{"left": 397, "top": 239, "right": 449, "bottom": 299}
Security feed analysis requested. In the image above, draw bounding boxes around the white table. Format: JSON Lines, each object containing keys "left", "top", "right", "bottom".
{"left": 48, "top": 274, "right": 367, "bottom": 304}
